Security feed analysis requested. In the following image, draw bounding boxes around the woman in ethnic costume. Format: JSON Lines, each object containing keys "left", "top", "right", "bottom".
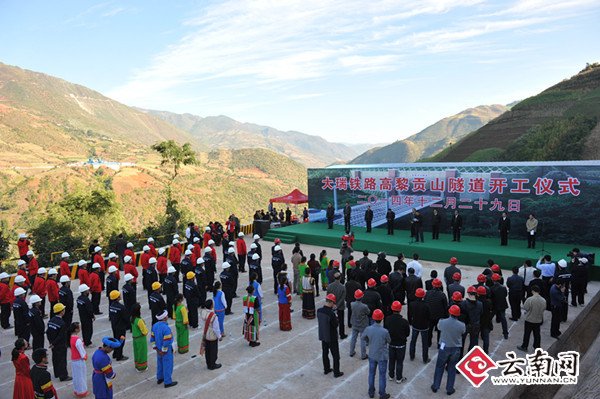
{"left": 242, "top": 285, "right": 260, "bottom": 347}
{"left": 130, "top": 303, "right": 148, "bottom": 371}
{"left": 302, "top": 268, "right": 316, "bottom": 319}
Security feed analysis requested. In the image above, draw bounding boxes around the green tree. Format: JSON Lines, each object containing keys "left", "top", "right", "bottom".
{"left": 151, "top": 140, "right": 198, "bottom": 231}
{"left": 0, "top": 230, "right": 10, "bottom": 261}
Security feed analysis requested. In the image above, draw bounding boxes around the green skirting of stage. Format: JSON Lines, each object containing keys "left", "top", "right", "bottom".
{"left": 263, "top": 223, "right": 600, "bottom": 280}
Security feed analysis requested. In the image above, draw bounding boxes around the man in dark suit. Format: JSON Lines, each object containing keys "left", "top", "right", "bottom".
{"left": 450, "top": 210, "right": 462, "bottom": 242}
{"left": 364, "top": 205, "right": 374, "bottom": 233}
{"left": 343, "top": 202, "right": 352, "bottom": 233}
{"left": 326, "top": 203, "right": 335, "bottom": 229}
{"left": 410, "top": 208, "right": 417, "bottom": 238}
{"left": 318, "top": 294, "right": 343, "bottom": 377}
{"left": 386, "top": 208, "right": 395, "bottom": 235}
{"left": 431, "top": 209, "right": 441, "bottom": 240}
{"left": 498, "top": 212, "right": 511, "bottom": 246}
{"left": 414, "top": 210, "right": 424, "bottom": 243}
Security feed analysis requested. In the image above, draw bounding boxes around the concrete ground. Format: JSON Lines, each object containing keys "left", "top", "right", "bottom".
{"left": 1, "top": 239, "right": 597, "bottom": 399}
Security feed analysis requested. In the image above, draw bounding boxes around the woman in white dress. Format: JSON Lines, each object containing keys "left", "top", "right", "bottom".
{"left": 68, "top": 322, "right": 88, "bottom": 397}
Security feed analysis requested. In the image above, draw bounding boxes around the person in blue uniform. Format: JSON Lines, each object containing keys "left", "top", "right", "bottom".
{"left": 92, "top": 337, "right": 121, "bottom": 399}
{"left": 151, "top": 310, "right": 178, "bottom": 388}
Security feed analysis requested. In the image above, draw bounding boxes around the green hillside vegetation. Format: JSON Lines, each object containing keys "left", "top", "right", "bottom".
{"left": 349, "top": 105, "right": 508, "bottom": 164}
{"left": 430, "top": 63, "right": 600, "bottom": 162}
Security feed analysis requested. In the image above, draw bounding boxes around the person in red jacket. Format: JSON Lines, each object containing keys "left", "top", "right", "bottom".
{"left": 147, "top": 237, "right": 158, "bottom": 258}
{"left": 107, "top": 253, "right": 120, "bottom": 280}
{"left": 16, "top": 260, "right": 31, "bottom": 289}
{"left": 0, "top": 272, "right": 13, "bottom": 329}
{"left": 123, "top": 255, "right": 139, "bottom": 289}
{"left": 189, "top": 244, "right": 198, "bottom": 266}
{"left": 77, "top": 260, "right": 91, "bottom": 287}
{"left": 140, "top": 246, "right": 151, "bottom": 270}
{"left": 236, "top": 232, "right": 247, "bottom": 273}
{"left": 27, "top": 250, "right": 39, "bottom": 287}
{"left": 17, "top": 233, "right": 31, "bottom": 261}
{"left": 173, "top": 235, "right": 183, "bottom": 252}
{"left": 203, "top": 227, "right": 212, "bottom": 248}
{"left": 169, "top": 239, "right": 182, "bottom": 281}
{"left": 59, "top": 252, "right": 71, "bottom": 278}
{"left": 89, "top": 263, "right": 103, "bottom": 315}
{"left": 193, "top": 237, "right": 202, "bottom": 260}
{"left": 208, "top": 239, "right": 218, "bottom": 265}
{"left": 32, "top": 268, "right": 48, "bottom": 317}
{"left": 93, "top": 246, "right": 106, "bottom": 291}
{"left": 156, "top": 248, "right": 168, "bottom": 284}
{"left": 125, "top": 242, "right": 136, "bottom": 266}
{"left": 46, "top": 269, "right": 60, "bottom": 318}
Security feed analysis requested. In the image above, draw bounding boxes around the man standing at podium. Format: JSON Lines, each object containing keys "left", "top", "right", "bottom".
{"left": 526, "top": 214, "right": 538, "bottom": 249}
{"left": 498, "top": 212, "right": 511, "bottom": 246}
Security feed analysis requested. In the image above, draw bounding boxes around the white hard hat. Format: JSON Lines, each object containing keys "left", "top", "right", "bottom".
{"left": 185, "top": 249, "right": 192, "bottom": 256}
{"left": 60, "top": 275, "right": 70, "bottom": 283}
{"left": 124, "top": 255, "right": 132, "bottom": 263}
{"left": 274, "top": 245, "right": 281, "bottom": 251}
{"left": 172, "top": 239, "right": 179, "bottom": 245}
{"left": 78, "top": 260, "right": 87, "bottom": 266}
{"left": 558, "top": 259, "right": 567, "bottom": 268}
{"left": 108, "top": 252, "right": 117, "bottom": 259}
{"left": 580, "top": 257, "right": 589, "bottom": 264}
{"left": 0, "top": 272, "right": 9, "bottom": 279}
{"left": 149, "top": 257, "right": 157, "bottom": 264}
{"left": 250, "top": 243, "right": 257, "bottom": 249}
{"left": 173, "top": 234, "right": 180, "bottom": 239}
{"left": 208, "top": 239, "right": 215, "bottom": 245}
{"left": 253, "top": 234, "right": 260, "bottom": 240}
{"left": 29, "top": 294, "right": 42, "bottom": 305}
{"left": 108, "top": 265, "right": 118, "bottom": 273}
{"left": 229, "top": 241, "right": 235, "bottom": 247}
{"left": 37, "top": 267, "right": 47, "bottom": 275}
{"left": 228, "top": 248, "right": 235, "bottom": 254}
{"left": 15, "top": 287, "right": 26, "bottom": 296}
{"left": 94, "top": 246, "right": 102, "bottom": 253}
{"left": 124, "top": 273, "right": 134, "bottom": 282}
{"left": 222, "top": 262, "right": 231, "bottom": 269}
{"left": 27, "top": 250, "right": 34, "bottom": 256}
{"left": 19, "top": 233, "right": 27, "bottom": 239}
{"left": 15, "top": 275, "right": 26, "bottom": 283}
{"left": 204, "top": 247, "right": 212, "bottom": 253}
{"left": 148, "top": 237, "right": 154, "bottom": 243}
{"left": 18, "top": 260, "right": 26, "bottom": 266}
{"left": 205, "top": 227, "right": 211, "bottom": 232}
{"left": 48, "top": 268, "right": 58, "bottom": 275}
{"left": 158, "top": 248, "right": 165, "bottom": 255}
{"left": 127, "top": 242, "right": 133, "bottom": 248}
{"left": 61, "top": 252, "right": 70, "bottom": 258}
{"left": 238, "top": 232, "right": 244, "bottom": 237}
{"left": 187, "top": 244, "right": 194, "bottom": 250}
{"left": 143, "top": 245, "right": 150, "bottom": 252}
{"left": 92, "top": 263, "right": 101, "bottom": 269}
{"left": 168, "top": 266, "right": 176, "bottom": 274}
{"left": 78, "top": 284, "right": 90, "bottom": 293}
{"left": 196, "top": 257, "right": 205, "bottom": 264}
{"left": 252, "top": 253, "right": 260, "bottom": 260}
{"left": 193, "top": 237, "right": 200, "bottom": 242}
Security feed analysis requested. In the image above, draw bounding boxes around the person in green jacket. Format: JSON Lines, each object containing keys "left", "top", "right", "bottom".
{"left": 298, "top": 257, "right": 308, "bottom": 298}
{"left": 174, "top": 294, "right": 189, "bottom": 354}
{"left": 319, "top": 250, "right": 330, "bottom": 290}
{"left": 130, "top": 303, "right": 148, "bottom": 371}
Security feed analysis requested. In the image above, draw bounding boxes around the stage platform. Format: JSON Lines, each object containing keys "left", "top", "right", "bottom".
{"left": 263, "top": 222, "right": 600, "bottom": 280}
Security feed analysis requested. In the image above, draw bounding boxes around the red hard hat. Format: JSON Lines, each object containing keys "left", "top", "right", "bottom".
{"left": 492, "top": 273, "right": 501, "bottom": 281}
{"left": 477, "top": 274, "right": 486, "bottom": 283}
{"left": 453, "top": 272, "right": 461, "bottom": 281}
{"left": 391, "top": 301, "right": 402, "bottom": 312}
{"left": 415, "top": 288, "right": 425, "bottom": 298}
{"left": 432, "top": 278, "right": 442, "bottom": 288}
{"left": 449, "top": 305, "right": 461, "bottom": 317}
{"left": 467, "top": 286, "right": 477, "bottom": 294}
{"left": 354, "top": 289, "right": 364, "bottom": 299}
{"left": 349, "top": 260, "right": 356, "bottom": 267}
{"left": 477, "top": 286, "right": 487, "bottom": 295}
{"left": 367, "top": 278, "right": 377, "bottom": 287}
{"left": 452, "top": 292, "right": 463, "bottom": 301}
{"left": 372, "top": 309, "right": 384, "bottom": 321}
{"left": 450, "top": 257, "right": 458, "bottom": 264}
{"left": 333, "top": 261, "right": 340, "bottom": 267}
{"left": 274, "top": 238, "right": 281, "bottom": 243}
{"left": 326, "top": 293, "right": 336, "bottom": 303}
{"left": 491, "top": 264, "right": 500, "bottom": 272}
{"left": 380, "top": 275, "right": 389, "bottom": 283}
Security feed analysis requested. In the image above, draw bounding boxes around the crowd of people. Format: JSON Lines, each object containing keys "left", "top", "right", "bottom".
{"left": 1, "top": 228, "right": 593, "bottom": 398}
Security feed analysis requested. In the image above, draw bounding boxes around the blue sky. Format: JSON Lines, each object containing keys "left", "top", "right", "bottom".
{"left": 1, "top": 0, "right": 599, "bottom": 144}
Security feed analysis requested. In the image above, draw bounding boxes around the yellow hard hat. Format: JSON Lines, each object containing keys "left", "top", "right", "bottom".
{"left": 152, "top": 282, "right": 162, "bottom": 291}
{"left": 53, "top": 303, "right": 66, "bottom": 313}
{"left": 186, "top": 271, "right": 195, "bottom": 280}
{"left": 109, "top": 290, "right": 120, "bottom": 300}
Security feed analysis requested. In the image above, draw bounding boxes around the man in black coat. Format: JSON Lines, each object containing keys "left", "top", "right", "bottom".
{"left": 317, "top": 294, "right": 343, "bottom": 377}
{"left": 408, "top": 289, "right": 430, "bottom": 363}
{"left": 431, "top": 209, "right": 441, "bottom": 240}
{"left": 122, "top": 274, "right": 136, "bottom": 316}
{"left": 451, "top": 210, "right": 462, "bottom": 242}
{"left": 220, "top": 263, "right": 236, "bottom": 315}
{"left": 506, "top": 266, "right": 524, "bottom": 321}
{"left": 203, "top": 248, "right": 216, "bottom": 291}
{"left": 108, "top": 291, "right": 129, "bottom": 361}
{"left": 386, "top": 208, "right": 395, "bottom": 235}
{"left": 384, "top": 301, "right": 411, "bottom": 383}
{"left": 362, "top": 279, "right": 383, "bottom": 320}
{"left": 184, "top": 271, "right": 202, "bottom": 329}
{"left": 13, "top": 288, "right": 30, "bottom": 341}
{"left": 149, "top": 283, "right": 167, "bottom": 325}
{"left": 364, "top": 205, "right": 374, "bottom": 233}
{"left": 424, "top": 279, "right": 448, "bottom": 348}
{"left": 326, "top": 203, "right": 335, "bottom": 229}
{"left": 414, "top": 210, "right": 424, "bottom": 242}
{"left": 498, "top": 212, "right": 511, "bottom": 246}
{"left": 490, "top": 274, "right": 509, "bottom": 339}
{"left": 77, "top": 285, "right": 94, "bottom": 346}
{"left": 46, "top": 304, "right": 70, "bottom": 381}
{"left": 443, "top": 258, "right": 461, "bottom": 289}
{"left": 343, "top": 202, "right": 352, "bottom": 233}
{"left": 58, "top": 276, "right": 74, "bottom": 327}
{"left": 376, "top": 252, "right": 392, "bottom": 276}
{"left": 389, "top": 262, "right": 405, "bottom": 305}
{"left": 164, "top": 266, "right": 179, "bottom": 319}
{"left": 194, "top": 259, "right": 208, "bottom": 308}
{"left": 404, "top": 268, "right": 423, "bottom": 306}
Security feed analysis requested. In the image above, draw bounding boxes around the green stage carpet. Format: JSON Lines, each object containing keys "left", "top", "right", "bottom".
{"left": 263, "top": 223, "right": 599, "bottom": 280}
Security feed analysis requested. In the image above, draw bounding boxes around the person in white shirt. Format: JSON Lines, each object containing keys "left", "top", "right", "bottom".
{"left": 518, "top": 259, "right": 538, "bottom": 301}
{"left": 406, "top": 253, "right": 423, "bottom": 279}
